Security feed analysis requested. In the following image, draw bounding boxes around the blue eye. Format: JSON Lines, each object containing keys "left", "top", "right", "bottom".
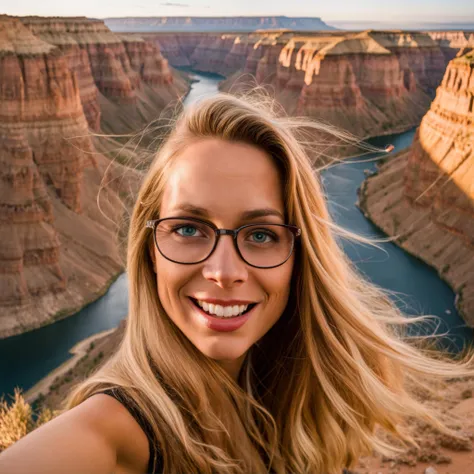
{"left": 176, "top": 225, "right": 198, "bottom": 237}
{"left": 250, "top": 231, "right": 274, "bottom": 243}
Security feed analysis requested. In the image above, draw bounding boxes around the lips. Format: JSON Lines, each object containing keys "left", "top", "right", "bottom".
{"left": 187, "top": 297, "right": 257, "bottom": 332}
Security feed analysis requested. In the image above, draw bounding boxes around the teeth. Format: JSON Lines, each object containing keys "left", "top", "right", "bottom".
{"left": 194, "top": 299, "right": 250, "bottom": 318}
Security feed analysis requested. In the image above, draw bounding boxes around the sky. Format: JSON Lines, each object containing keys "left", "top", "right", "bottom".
{"left": 3, "top": 0, "right": 474, "bottom": 22}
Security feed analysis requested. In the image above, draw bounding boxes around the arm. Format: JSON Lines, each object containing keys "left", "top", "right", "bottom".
{"left": 0, "top": 394, "right": 150, "bottom": 474}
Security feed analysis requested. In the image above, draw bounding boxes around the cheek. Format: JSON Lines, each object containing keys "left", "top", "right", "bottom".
{"left": 262, "top": 258, "right": 295, "bottom": 307}
{"left": 155, "top": 253, "right": 188, "bottom": 308}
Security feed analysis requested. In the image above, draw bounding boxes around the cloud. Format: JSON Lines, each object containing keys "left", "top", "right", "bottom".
{"left": 160, "top": 2, "right": 190, "bottom": 6}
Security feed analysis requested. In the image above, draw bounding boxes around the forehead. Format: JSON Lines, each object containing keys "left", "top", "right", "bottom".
{"left": 160, "top": 138, "right": 284, "bottom": 220}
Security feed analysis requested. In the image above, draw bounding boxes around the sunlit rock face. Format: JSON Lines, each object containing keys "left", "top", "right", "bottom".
{"left": 145, "top": 29, "right": 471, "bottom": 140}
{"left": 405, "top": 52, "right": 474, "bottom": 240}
{"left": 367, "top": 31, "right": 448, "bottom": 95}
{"left": 359, "top": 51, "right": 474, "bottom": 324}
{"left": 428, "top": 31, "right": 474, "bottom": 63}
{"left": 19, "top": 17, "right": 189, "bottom": 137}
{"left": 290, "top": 32, "right": 433, "bottom": 138}
{"left": 0, "top": 16, "right": 190, "bottom": 338}
{"left": 218, "top": 30, "right": 438, "bottom": 139}
{"left": 21, "top": 16, "right": 139, "bottom": 104}
{"left": 19, "top": 17, "right": 102, "bottom": 131}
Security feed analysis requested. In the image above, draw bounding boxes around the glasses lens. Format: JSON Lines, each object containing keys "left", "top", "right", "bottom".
{"left": 237, "top": 224, "right": 294, "bottom": 268}
{"left": 155, "top": 219, "right": 215, "bottom": 263}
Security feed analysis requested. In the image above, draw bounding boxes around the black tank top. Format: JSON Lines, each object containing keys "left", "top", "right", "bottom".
{"left": 101, "top": 387, "right": 355, "bottom": 474}
{"left": 101, "top": 388, "right": 163, "bottom": 474}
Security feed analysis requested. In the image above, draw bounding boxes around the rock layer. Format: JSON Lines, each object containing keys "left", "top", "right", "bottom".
{"left": 20, "top": 17, "right": 189, "bottom": 133}
{"left": 20, "top": 17, "right": 102, "bottom": 131}
{"left": 359, "top": 51, "right": 474, "bottom": 324}
{"left": 0, "top": 16, "right": 190, "bottom": 338}
{"left": 147, "top": 29, "right": 470, "bottom": 141}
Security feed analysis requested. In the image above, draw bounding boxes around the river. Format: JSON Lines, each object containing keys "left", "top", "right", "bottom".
{"left": 1, "top": 71, "right": 472, "bottom": 399}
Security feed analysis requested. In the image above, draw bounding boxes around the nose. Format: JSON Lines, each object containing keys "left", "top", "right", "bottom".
{"left": 202, "top": 234, "right": 248, "bottom": 288}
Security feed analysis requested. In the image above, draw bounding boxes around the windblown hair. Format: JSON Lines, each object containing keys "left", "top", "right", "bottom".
{"left": 66, "top": 93, "right": 474, "bottom": 474}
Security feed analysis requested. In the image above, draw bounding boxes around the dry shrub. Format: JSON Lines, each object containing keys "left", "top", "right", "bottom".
{"left": 0, "top": 389, "right": 58, "bottom": 452}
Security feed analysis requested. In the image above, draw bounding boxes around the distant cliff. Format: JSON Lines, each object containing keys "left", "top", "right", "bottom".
{"left": 359, "top": 50, "right": 474, "bottom": 325}
{"left": 105, "top": 16, "right": 336, "bottom": 33}
{"left": 0, "top": 15, "right": 189, "bottom": 338}
{"left": 140, "top": 29, "right": 469, "bottom": 141}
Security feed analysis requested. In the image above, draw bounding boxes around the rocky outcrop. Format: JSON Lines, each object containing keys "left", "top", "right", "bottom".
{"left": 120, "top": 35, "right": 174, "bottom": 86}
{"left": 428, "top": 31, "right": 474, "bottom": 63}
{"left": 141, "top": 29, "right": 471, "bottom": 141}
{"left": 142, "top": 33, "right": 204, "bottom": 67}
{"left": 0, "top": 16, "right": 190, "bottom": 338}
{"left": 19, "top": 17, "right": 101, "bottom": 131}
{"left": 219, "top": 30, "right": 436, "bottom": 140}
{"left": 359, "top": 51, "right": 474, "bottom": 325}
{"left": 366, "top": 31, "right": 447, "bottom": 95}
{"left": 105, "top": 16, "right": 335, "bottom": 33}
{"left": 21, "top": 17, "right": 139, "bottom": 104}
{"left": 20, "top": 17, "right": 189, "bottom": 133}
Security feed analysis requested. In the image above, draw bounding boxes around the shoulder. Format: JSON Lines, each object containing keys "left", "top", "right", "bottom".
{"left": 82, "top": 392, "right": 151, "bottom": 473}
{"left": 0, "top": 392, "right": 150, "bottom": 474}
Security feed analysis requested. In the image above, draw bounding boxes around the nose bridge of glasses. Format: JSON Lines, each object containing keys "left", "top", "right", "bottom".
{"left": 209, "top": 229, "right": 245, "bottom": 265}
{"left": 216, "top": 228, "right": 238, "bottom": 238}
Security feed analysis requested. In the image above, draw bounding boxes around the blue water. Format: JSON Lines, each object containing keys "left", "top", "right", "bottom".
{"left": 0, "top": 71, "right": 471, "bottom": 400}
{"left": 322, "top": 132, "right": 473, "bottom": 350}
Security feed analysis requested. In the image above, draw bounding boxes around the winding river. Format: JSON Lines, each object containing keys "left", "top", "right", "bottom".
{"left": 1, "top": 71, "right": 472, "bottom": 399}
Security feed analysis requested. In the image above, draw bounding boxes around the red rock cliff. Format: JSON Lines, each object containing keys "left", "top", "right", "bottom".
{"left": 359, "top": 51, "right": 474, "bottom": 324}
{"left": 144, "top": 29, "right": 465, "bottom": 142}
{"left": 0, "top": 16, "right": 189, "bottom": 338}
{"left": 19, "top": 17, "right": 102, "bottom": 131}
{"left": 219, "top": 30, "right": 437, "bottom": 140}
{"left": 120, "top": 35, "right": 173, "bottom": 86}
{"left": 21, "top": 17, "right": 140, "bottom": 104}
{"left": 20, "top": 18, "right": 189, "bottom": 134}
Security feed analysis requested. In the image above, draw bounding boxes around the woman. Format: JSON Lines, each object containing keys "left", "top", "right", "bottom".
{"left": 1, "top": 94, "right": 473, "bottom": 474}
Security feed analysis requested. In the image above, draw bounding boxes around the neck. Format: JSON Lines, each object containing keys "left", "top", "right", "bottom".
{"left": 217, "top": 352, "right": 247, "bottom": 383}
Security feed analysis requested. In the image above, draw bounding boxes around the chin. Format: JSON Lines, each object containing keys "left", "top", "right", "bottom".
{"left": 199, "top": 339, "right": 249, "bottom": 362}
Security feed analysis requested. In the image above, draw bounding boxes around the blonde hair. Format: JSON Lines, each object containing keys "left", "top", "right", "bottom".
{"left": 66, "top": 93, "right": 474, "bottom": 474}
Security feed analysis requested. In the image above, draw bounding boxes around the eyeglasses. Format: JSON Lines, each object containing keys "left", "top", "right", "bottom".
{"left": 146, "top": 217, "right": 301, "bottom": 269}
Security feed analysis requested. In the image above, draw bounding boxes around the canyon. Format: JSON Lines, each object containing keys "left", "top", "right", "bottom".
{"left": 1, "top": 15, "right": 473, "bottom": 474}
{"left": 2, "top": 16, "right": 474, "bottom": 335}
{"left": 0, "top": 15, "right": 189, "bottom": 338}
{"left": 359, "top": 50, "right": 474, "bottom": 325}
{"left": 122, "top": 29, "right": 473, "bottom": 145}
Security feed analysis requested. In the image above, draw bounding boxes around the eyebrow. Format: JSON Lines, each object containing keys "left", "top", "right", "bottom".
{"left": 171, "top": 204, "right": 285, "bottom": 221}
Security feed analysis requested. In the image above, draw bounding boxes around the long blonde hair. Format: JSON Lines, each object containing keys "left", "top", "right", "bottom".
{"left": 67, "top": 93, "right": 474, "bottom": 474}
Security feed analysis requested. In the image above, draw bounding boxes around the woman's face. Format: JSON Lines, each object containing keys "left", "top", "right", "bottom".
{"left": 152, "top": 138, "right": 295, "bottom": 378}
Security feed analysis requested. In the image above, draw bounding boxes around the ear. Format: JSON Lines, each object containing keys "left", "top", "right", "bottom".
{"left": 148, "top": 239, "right": 157, "bottom": 274}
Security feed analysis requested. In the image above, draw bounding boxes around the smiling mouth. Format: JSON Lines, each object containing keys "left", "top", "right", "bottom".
{"left": 189, "top": 297, "right": 257, "bottom": 319}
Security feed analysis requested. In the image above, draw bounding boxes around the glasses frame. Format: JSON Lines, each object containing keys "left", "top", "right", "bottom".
{"left": 146, "top": 216, "right": 302, "bottom": 269}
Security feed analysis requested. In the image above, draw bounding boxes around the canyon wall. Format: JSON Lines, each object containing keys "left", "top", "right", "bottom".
{"left": 0, "top": 16, "right": 189, "bottom": 338}
{"left": 20, "top": 17, "right": 189, "bottom": 134}
{"left": 146, "top": 29, "right": 470, "bottom": 141}
{"left": 359, "top": 51, "right": 474, "bottom": 325}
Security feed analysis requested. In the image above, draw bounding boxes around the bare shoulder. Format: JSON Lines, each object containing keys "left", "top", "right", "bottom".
{"left": 0, "top": 393, "right": 150, "bottom": 474}
{"left": 79, "top": 393, "right": 151, "bottom": 473}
